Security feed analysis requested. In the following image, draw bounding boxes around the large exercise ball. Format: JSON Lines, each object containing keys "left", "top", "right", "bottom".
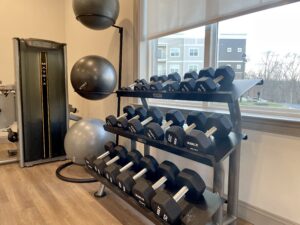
{"left": 71, "top": 55, "right": 117, "bottom": 100}
{"left": 64, "top": 119, "right": 115, "bottom": 165}
{"left": 73, "top": 0, "right": 120, "bottom": 30}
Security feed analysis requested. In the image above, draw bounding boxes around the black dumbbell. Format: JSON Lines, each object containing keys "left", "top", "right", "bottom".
{"left": 144, "top": 110, "right": 185, "bottom": 141}
{"left": 151, "top": 169, "right": 206, "bottom": 224}
{"left": 141, "top": 75, "right": 168, "bottom": 91}
{"left": 178, "top": 71, "right": 199, "bottom": 92}
{"left": 104, "top": 149, "right": 142, "bottom": 184}
{"left": 116, "top": 155, "right": 158, "bottom": 194}
{"left": 165, "top": 111, "right": 207, "bottom": 147}
{"left": 198, "top": 67, "right": 215, "bottom": 79}
{"left": 150, "top": 73, "right": 181, "bottom": 91}
{"left": 185, "top": 114, "right": 233, "bottom": 150}
{"left": 195, "top": 66, "right": 235, "bottom": 92}
{"left": 117, "top": 106, "right": 147, "bottom": 129}
{"left": 121, "top": 79, "right": 147, "bottom": 91}
{"left": 85, "top": 141, "right": 116, "bottom": 171}
{"left": 132, "top": 161, "right": 179, "bottom": 208}
{"left": 106, "top": 105, "right": 135, "bottom": 127}
{"left": 128, "top": 107, "right": 163, "bottom": 134}
{"left": 94, "top": 145, "right": 128, "bottom": 176}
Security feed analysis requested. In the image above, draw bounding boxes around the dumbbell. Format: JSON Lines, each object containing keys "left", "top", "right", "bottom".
{"left": 104, "top": 150, "right": 142, "bottom": 184}
{"left": 132, "top": 161, "right": 179, "bottom": 208}
{"left": 141, "top": 75, "right": 168, "bottom": 91}
{"left": 178, "top": 71, "right": 199, "bottom": 92}
{"left": 117, "top": 106, "right": 147, "bottom": 129}
{"left": 185, "top": 114, "right": 233, "bottom": 150}
{"left": 150, "top": 72, "right": 181, "bottom": 91}
{"left": 94, "top": 145, "right": 128, "bottom": 176}
{"left": 116, "top": 155, "right": 158, "bottom": 194}
{"left": 121, "top": 79, "right": 147, "bottom": 91}
{"left": 128, "top": 107, "right": 163, "bottom": 134}
{"left": 195, "top": 65, "right": 235, "bottom": 92}
{"left": 85, "top": 141, "right": 116, "bottom": 171}
{"left": 106, "top": 105, "right": 135, "bottom": 127}
{"left": 151, "top": 169, "right": 206, "bottom": 224}
{"left": 165, "top": 111, "right": 207, "bottom": 147}
{"left": 144, "top": 110, "right": 185, "bottom": 141}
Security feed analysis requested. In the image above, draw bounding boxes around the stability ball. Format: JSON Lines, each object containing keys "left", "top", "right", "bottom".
{"left": 71, "top": 55, "right": 117, "bottom": 100}
{"left": 73, "top": 0, "right": 120, "bottom": 30}
{"left": 64, "top": 119, "right": 115, "bottom": 165}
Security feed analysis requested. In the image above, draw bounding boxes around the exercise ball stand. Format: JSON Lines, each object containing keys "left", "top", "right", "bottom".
{"left": 56, "top": 25, "right": 123, "bottom": 183}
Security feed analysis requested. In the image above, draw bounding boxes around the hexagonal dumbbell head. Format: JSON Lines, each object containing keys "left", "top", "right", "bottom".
{"left": 132, "top": 161, "right": 179, "bottom": 208}
{"left": 151, "top": 169, "right": 206, "bottom": 224}
{"left": 184, "top": 71, "right": 199, "bottom": 80}
{"left": 150, "top": 73, "right": 181, "bottom": 91}
{"left": 104, "top": 150, "right": 142, "bottom": 184}
{"left": 199, "top": 67, "right": 215, "bottom": 79}
{"left": 128, "top": 107, "right": 163, "bottom": 134}
{"left": 94, "top": 145, "right": 128, "bottom": 176}
{"left": 116, "top": 155, "right": 158, "bottom": 194}
{"left": 179, "top": 78, "right": 196, "bottom": 92}
{"left": 163, "top": 73, "right": 182, "bottom": 92}
{"left": 117, "top": 106, "right": 147, "bottom": 129}
{"left": 106, "top": 105, "right": 135, "bottom": 126}
{"left": 85, "top": 141, "right": 116, "bottom": 170}
{"left": 214, "top": 65, "right": 235, "bottom": 87}
{"left": 144, "top": 110, "right": 185, "bottom": 140}
{"left": 134, "top": 79, "right": 148, "bottom": 91}
{"left": 166, "top": 111, "right": 207, "bottom": 147}
{"left": 205, "top": 114, "right": 232, "bottom": 138}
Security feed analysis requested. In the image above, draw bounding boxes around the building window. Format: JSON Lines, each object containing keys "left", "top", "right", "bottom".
{"left": 188, "top": 64, "right": 199, "bottom": 72}
{"left": 157, "top": 47, "right": 166, "bottom": 60}
{"left": 236, "top": 64, "right": 241, "bottom": 70}
{"left": 227, "top": 47, "right": 232, "bottom": 53}
{"left": 157, "top": 63, "right": 166, "bottom": 75}
{"left": 169, "top": 64, "right": 180, "bottom": 73}
{"left": 189, "top": 48, "right": 199, "bottom": 57}
{"left": 237, "top": 47, "right": 243, "bottom": 53}
{"left": 170, "top": 48, "right": 180, "bottom": 57}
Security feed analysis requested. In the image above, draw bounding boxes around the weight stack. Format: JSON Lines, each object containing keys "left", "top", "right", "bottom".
{"left": 13, "top": 38, "right": 68, "bottom": 167}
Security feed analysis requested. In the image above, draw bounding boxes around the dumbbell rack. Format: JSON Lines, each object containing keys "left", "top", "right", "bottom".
{"left": 87, "top": 79, "right": 263, "bottom": 225}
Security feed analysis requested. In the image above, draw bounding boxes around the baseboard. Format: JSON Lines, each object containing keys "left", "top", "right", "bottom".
{"left": 238, "top": 200, "right": 299, "bottom": 225}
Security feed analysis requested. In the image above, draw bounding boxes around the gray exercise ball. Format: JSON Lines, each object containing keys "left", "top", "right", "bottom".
{"left": 71, "top": 55, "right": 117, "bottom": 100}
{"left": 73, "top": 0, "right": 120, "bottom": 30}
{"left": 64, "top": 118, "right": 115, "bottom": 165}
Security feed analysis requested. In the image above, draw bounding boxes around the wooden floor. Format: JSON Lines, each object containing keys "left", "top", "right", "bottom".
{"left": 0, "top": 161, "right": 251, "bottom": 225}
{"left": 0, "top": 142, "right": 17, "bottom": 162}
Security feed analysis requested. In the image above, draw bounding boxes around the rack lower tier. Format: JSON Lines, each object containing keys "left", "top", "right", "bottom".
{"left": 104, "top": 125, "right": 243, "bottom": 167}
{"left": 87, "top": 168, "right": 222, "bottom": 225}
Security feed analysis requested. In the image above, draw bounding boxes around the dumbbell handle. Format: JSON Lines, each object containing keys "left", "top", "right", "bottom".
{"left": 161, "top": 120, "right": 173, "bottom": 130}
{"left": 117, "top": 113, "right": 128, "bottom": 120}
{"left": 213, "top": 75, "right": 224, "bottom": 84}
{"left": 152, "top": 176, "right": 168, "bottom": 190}
{"left": 141, "top": 116, "right": 154, "bottom": 126}
{"left": 205, "top": 126, "right": 218, "bottom": 137}
{"left": 120, "top": 161, "right": 134, "bottom": 173}
{"left": 185, "top": 123, "right": 197, "bottom": 134}
{"left": 173, "top": 186, "right": 189, "bottom": 202}
{"left": 96, "top": 151, "right": 110, "bottom": 160}
{"left": 128, "top": 114, "right": 141, "bottom": 122}
{"left": 106, "top": 155, "right": 120, "bottom": 166}
{"left": 133, "top": 168, "right": 147, "bottom": 180}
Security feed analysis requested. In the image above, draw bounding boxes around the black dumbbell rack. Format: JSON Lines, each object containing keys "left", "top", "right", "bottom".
{"left": 87, "top": 79, "right": 263, "bottom": 225}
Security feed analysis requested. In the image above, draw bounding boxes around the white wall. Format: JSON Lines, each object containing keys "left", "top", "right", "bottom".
{"left": 0, "top": 0, "right": 65, "bottom": 84}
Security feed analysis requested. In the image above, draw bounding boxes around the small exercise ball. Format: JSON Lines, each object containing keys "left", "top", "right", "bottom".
{"left": 71, "top": 55, "right": 117, "bottom": 100}
{"left": 73, "top": 0, "right": 120, "bottom": 30}
{"left": 64, "top": 119, "right": 115, "bottom": 165}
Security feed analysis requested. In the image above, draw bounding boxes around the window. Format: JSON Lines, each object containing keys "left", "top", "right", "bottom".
{"left": 157, "top": 46, "right": 166, "bottom": 60}
{"left": 189, "top": 48, "right": 199, "bottom": 57}
{"left": 217, "top": 2, "right": 300, "bottom": 114}
{"left": 157, "top": 63, "right": 166, "bottom": 75}
{"left": 188, "top": 64, "right": 199, "bottom": 72}
{"left": 170, "top": 48, "right": 180, "bottom": 57}
{"left": 169, "top": 64, "right": 180, "bottom": 73}
{"left": 146, "top": 2, "right": 300, "bottom": 119}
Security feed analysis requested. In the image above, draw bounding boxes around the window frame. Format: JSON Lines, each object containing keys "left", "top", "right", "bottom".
{"left": 169, "top": 47, "right": 181, "bottom": 57}
{"left": 188, "top": 47, "right": 200, "bottom": 57}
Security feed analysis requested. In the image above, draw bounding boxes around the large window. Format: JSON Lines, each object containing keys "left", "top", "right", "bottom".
{"left": 148, "top": 2, "right": 300, "bottom": 118}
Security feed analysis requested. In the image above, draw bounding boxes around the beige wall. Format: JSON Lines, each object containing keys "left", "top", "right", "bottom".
{"left": 0, "top": 0, "right": 65, "bottom": 84}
